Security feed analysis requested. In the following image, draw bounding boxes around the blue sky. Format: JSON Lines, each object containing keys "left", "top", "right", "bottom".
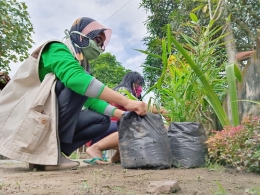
{"left": 10, "top": 0, "right": 149, "bottom": 77}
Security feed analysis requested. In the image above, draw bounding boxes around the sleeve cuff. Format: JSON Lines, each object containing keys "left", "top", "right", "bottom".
{"left": 84, "top": 78, "right": 105, "bottom": 98}
{"left": 104, "top": 105, "right": 117, "bottom": 116}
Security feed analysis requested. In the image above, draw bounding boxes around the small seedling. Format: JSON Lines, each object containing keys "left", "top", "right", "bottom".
{"left": 245, "top": 186, "right": 260, "bottom": 195}
{"left": 197, "top": 175, "right": 204, "bottom": 181}
{"left": 122, "top": 169, "right": 128, "bottom": 176}
{"left": 15, "top": 181, "right": 21, "bottom": 191}
{"left": 90, "top": 169, "right": 114, "bottom": 194}
{"left": 213, "top": 181, "right": 229, "bottom": 195}
{"left": 0, "top": 179, "right": 3, "bottom": 190}
{"left": 81, "top": 181, "right": 90, "bottom": 194}
{"left": 0, "top": 180, "right": 3, "bottom": 195}
{"left": 173, "top": 161, "right": 182, "bottom": 168}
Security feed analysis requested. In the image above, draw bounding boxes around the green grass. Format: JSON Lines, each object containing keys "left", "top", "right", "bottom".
{"left": 245, "top": 186, "right": 260, "bottom": 195}
{"left": 213, "top": 181, "right": 229, "bottom": 195}
{"left": 69, "top": 152, "right": 80, "bottom": 159}
{"left": 205, "top": 157, "right": 226, "bottom": 172}
{"left": 207, "top": 162, "right": 226, "bottom": 172}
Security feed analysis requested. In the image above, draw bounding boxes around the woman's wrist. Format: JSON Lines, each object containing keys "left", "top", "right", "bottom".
{"left": 113, "top": 109, "right": 125, "bottom": 119}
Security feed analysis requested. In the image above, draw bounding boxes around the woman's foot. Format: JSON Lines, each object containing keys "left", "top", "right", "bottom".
{"left": 86, "top": 145, "right": 109, "bottom": 165}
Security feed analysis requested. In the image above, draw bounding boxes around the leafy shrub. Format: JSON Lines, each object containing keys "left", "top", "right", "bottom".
{"left": 206, "top": 115, "right": 260, "bottom": 172}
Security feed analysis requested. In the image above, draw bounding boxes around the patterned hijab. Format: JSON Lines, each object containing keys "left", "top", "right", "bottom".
{"left": 66, "top": 17, "right": 112, "bottom": 69}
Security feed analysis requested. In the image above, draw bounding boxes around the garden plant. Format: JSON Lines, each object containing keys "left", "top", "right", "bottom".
{"left": 140, "top": 10, "right": 259, "bottom": 172}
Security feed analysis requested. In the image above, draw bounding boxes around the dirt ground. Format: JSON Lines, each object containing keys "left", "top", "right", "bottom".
{"left": 0, "top": 160, "right": 259, "bottom": 195}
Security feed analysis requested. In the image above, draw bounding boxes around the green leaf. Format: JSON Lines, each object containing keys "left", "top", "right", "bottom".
{"left": 190, "top": 13, "right": 198, "bottom": 23}
{"left": 147, "top": 97, "right": 153, "bottom": 112}
{"left": 118, "top": 89, "right": 137, "bottom": 100}
{"left": 134, "top": 49, "right": 162, "bottom": 59}
{"left": 140, "top": 65, "right": 161, "bottom": 71}
{"left": 234, "top": 64, "right": 242, "bottom": 82}
{"left": 167, "top": 24, "right": 172, "bottom": 54}
{"left": 191, "top": 5, "right": 204, "bottom": 12}
{"left": 237, "top": 100, "right": 260, "bottom": 105}
{"left": 161, "top": 38, "right": 167, "bottom": 72}
{"left": 157, "top": 38, "right": 167, "bottom": 90}
{"left": 142, "top": 84, "right": 157, "bottom": 98}
{"left": 21, "top": 2, "right": 27, "bottom": 9}
{"left": 161, "top": 88, "right": 179, "bottom": 100}
{"left": 226, "top": 14, "right": 232, "bottom": 23}
{"left": 225, "top": 64, "right": 240, "bottom": 126}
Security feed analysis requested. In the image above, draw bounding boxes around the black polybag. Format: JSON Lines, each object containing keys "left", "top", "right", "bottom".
{"left": 167, "top": 122, "right": 207, "bottom": 168}
{"left": 118, "top": 112, "right": 171, "bottom": 169}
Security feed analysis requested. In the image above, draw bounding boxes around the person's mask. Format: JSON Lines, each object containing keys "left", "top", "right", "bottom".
{"left": 135, "top": 86, "right": 143, "bottom": 98}
{"left": 66, "top": 30, "right": 103, "bottom": 60}
{"left": 81, "top": 39, "right": 102, "bottom": 60}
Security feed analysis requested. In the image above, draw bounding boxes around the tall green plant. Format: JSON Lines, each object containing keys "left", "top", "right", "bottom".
{"left": 225, "top": 64, "right": 242, "bottom": 126}
{"left": 169, "top": 23, "right": 231, "bottom": 126}
{"left": 140, "top": 13, "right": 242, "bottom": 127}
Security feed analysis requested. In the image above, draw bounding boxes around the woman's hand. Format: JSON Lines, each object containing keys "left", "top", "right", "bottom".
{"left": 123, "top": 99, "right": 147, "bottom": 116}
{"left": 98, "top": 87, "right": 146, "bottom": 116}
{"left": 160, "top": 108, "right": 170, "bottom": 115}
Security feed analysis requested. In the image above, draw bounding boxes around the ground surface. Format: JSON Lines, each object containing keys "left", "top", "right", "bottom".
{"left": 0, "top": 160, "right": 259, "bottom": 195}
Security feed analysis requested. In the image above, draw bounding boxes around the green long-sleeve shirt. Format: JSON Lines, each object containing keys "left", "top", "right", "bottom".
{"left": 39, "top": 42, "right": 116, "bottom": 115}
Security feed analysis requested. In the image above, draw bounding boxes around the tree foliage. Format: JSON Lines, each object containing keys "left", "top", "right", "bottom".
{"left": 90, "top": 52, "right": 130, "bottom": 88}
{"left": 0, "top": 0, "right": 34, "bottom": 72}
{"left": 140, "top": 0, "right": 260, "bottom": 87}
{"left": 226, "top": 0, "right": 260, "bottom": 51}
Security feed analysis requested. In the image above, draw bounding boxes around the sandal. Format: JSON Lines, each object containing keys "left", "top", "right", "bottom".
{"left": 83, "top": 157, "right": 110, "bottom": 165}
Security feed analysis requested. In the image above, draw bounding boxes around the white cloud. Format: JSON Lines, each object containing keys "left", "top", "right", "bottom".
{"left": 142, "top": 91, "right": 155, "bottom": 104}
{"left": 106, "top": 34, "right": 126, "bottom": 58}
{"left": 125, "top": 54, "right": 146, "bottom": 72}
{"left": 9, "top": 0, "right": 149, "bottom": 77}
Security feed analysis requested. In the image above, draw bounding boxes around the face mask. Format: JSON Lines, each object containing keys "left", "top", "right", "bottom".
{"left": 135, "top": 86, "right": 143, "bottom": 98}
{"left": 65, "top": 30, "right": 103, "bottom": 60}
{"left": 81, "top": 39, "right": 102, "bottom": 60}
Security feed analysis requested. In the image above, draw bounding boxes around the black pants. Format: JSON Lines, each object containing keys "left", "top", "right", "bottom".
{"left": 90, "top": 121, "right": 117, "bottom": 145}
{"left": 55, "top": 80, "right": 110, "bottom": 156}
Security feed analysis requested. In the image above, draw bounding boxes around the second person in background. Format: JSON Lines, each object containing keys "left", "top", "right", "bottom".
{"left": 84, "top": 71, "right": 169, "bottom": 165}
